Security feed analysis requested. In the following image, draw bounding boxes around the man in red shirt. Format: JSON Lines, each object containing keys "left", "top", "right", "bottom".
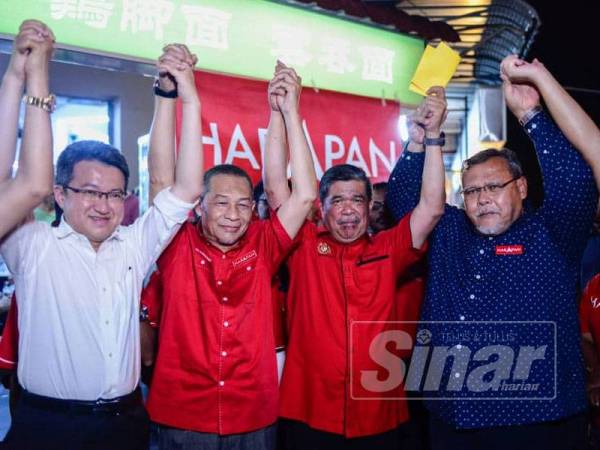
{"left": 580, "top": 273, "right": 600, "bottom": 447}
{"left": 264, "top": 87, "right": 447, "bottom": 449}
{"left": 141, "top": 58, "right": 317, "bottom": 448}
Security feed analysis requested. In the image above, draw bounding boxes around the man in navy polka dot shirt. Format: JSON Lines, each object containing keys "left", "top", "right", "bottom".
{"left": 387, "top": 56, "right": 599, "bottom": 449}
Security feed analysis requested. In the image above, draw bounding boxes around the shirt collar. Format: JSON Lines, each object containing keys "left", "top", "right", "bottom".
{"left": 55, "top": 217, "right": 124, "bottom": 242}
{"left": 316, "top": 225, "right": 373, "bottom": 245}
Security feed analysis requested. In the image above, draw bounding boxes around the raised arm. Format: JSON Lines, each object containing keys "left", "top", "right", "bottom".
{"left": 263, "top": 61, "right": 291, "bottom": 210}
{"left": 0, "top": 21, "right": 54, "bottom": 239}
{"left": 386, "top": 116, "right": 426, "bottom": 221}
{"left": 267, "top": 63, "right": 317, "bottom": 238}
{"left": 408, "top": 87, "right": 447, "bottom": 249}
{"left": 501, "top": 55, "right": 600, "bottom": 184}
{"left": 502, "top": 56, "right": 597, "bottom": 263}
{"left": 152, "top": 45, "right": 202, "bottom": 204}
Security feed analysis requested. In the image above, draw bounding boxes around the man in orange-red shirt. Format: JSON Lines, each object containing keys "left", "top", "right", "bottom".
{"left": 580, "top": 273, "right": 600, "bottom": 446}
{"left": 264, "top": 88, "right": 448, "bottom": 448}
{"left": 141, "top": 61, "right": 317, "bottom": 448}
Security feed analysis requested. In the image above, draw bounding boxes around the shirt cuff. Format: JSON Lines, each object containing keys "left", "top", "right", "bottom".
{"left": 520, "top": 106, "right": 543, "bottom": 127}
{"left": 152, "top": 187, "right": 196, "bottom": 225}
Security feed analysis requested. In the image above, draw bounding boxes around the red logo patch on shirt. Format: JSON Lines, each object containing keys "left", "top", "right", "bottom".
{"left": 232, "top": 250, "right": 257, "bottom": 268}
{"left": 495, "top": 245, "right": 524, "bottom": 256}
{"left": 317, "top": 241, "right": 331, "bottom": 255}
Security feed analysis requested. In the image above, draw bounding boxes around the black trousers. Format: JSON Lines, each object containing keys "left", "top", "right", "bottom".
{"left": 429, "top": 412, "right": 587, "bottom": 450}
{"left": 2, "top": 390, "right": 150, "bottom": 450}
{"left": 280, "top": 419, "right": 409, "bottom": 450}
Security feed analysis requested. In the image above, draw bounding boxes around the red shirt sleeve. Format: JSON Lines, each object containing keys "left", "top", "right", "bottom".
{"left": 379, "top": 211, "right": 428, "bottom": 275}
{"left": 262, "top": 213, "right": 299, "bottom": 275}
{"left": 141, "top": 270, "right": 164, "bottom": 328}
{"left": 0, "top": 295, "right": 19, "bottom": 370}
{"left": 580, "top": 274, "right": 600, "bottom": 334}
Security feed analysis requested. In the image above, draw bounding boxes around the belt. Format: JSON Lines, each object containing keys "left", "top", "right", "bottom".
{"left": 21, "top": 387, "right": 142, "bottom": 414}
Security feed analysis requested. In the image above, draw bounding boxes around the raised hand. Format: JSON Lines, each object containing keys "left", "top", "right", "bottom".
{"left": 268, "top": 61, "right": 302, "bottom": 117}
{"left": 500, "top": 55, "right": 541, "bottom": 122}
{"left": 415, "top": 86, "right": 448, "bottom": 137}
{"left": 7, "top": 20, "right": 54, "bottom": 83}
{"left": 408, "top": 114, "right": 425, "bottom": 145}
{"left": 157, "top": 44, "right": 199, "bottom": 105}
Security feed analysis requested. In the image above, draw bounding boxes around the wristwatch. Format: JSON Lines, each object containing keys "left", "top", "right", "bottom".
{"left": 424, "top": 132, "right": 445, "bottom": 147}
{"left": 22, "top": 94, "right": 56, "bottom": 113}
{"left": 153, "top": 78, "right": 178, "bottom": 99}
{"left": 519, "top": 106, "right": 542, "bottom": 126}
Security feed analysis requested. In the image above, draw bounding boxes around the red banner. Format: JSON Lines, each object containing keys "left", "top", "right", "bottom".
{"left": 177, "top": 70, "right": 406, "bottom": 184}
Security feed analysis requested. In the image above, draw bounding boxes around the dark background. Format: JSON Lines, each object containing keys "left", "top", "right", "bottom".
{"left": 505, "top": 0, "right": 599, "bottom": 206}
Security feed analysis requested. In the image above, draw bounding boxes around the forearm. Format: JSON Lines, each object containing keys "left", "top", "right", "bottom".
{"left": 148, "top": 96, "right": 177, "bottom": 204}
{"left": 0, "top": 73, "right": 24, "bottom": 181}
{"left": 536, "top": 72, "right": 600, "bottom": 181}
{"left": 264, "top": 112, "right": 290, "bottom": 209}
{"left": 284, "top": 111, "right": 317, "bottom": 207}
{"left": 141, "top": 322, "right": 157, "bottom": 367}
{"left": 409, "top": 140, "right": 445, "bottom": 248}
{"left": 386, "top": 143, "right": 425, "bottom": 220}
{"left": 171, "top": 98, "right": 203, "bottom": 203}
{"left": 15, "top": 65, "right": 53, "bottom": 200}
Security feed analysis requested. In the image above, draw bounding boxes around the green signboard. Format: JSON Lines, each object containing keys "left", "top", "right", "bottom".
{"left": 0, "top": 0, "right": 424, "bottom": 103}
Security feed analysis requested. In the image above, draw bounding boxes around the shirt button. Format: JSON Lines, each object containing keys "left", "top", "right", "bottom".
{"left": 222, "top": 254, "right": 226, "bottom": 259}
{"left": 219, "top": 381, "right": 225, "bottom": 387}
{"left": 224, "top": 321, "right": 229, "bottom": 327}
{"left": 217, "top": 280, "right": 223, "bottom": 286}
{"left": 488, "top": 237, "right": 493, "bottom": 241}
{"left": 105, "top": 320, "right": 109, "bottom": 325}
{"left": 221, "top": 351, "right": 227, "bottom": 357}
{"left": 108, "top": 353, "right": 113, "bottom": 358}
{"left": 469, "top": 294, "right": 475, "bottom": 300}
{"left": 102, "top": 287, "right": 107, "bottom": 292}
{"left": 222, "top": 297, "right": 228, "bottom": 302}
{"left": 246, "top": 266, "right": 252, "bottom": 271}
{"left": 457, "top": 344, "right": 462, "bottom": 350}
{"left": 201, "top": 260, "right": 206, "bottom": 265}
{"left": 479, "top": 249, "right": 484, "bottom": 255}
{"left": 475, "top": 274, "right": 481, "bottom": 280}
{"left": 454, "top": 373, "right": 461, "bottom": 378}
{"left": 460, "top": 315, "right": 465, "bottom": 321}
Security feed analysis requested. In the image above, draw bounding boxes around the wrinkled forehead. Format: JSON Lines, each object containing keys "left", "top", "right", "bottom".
{"left": 326, "top": 180, "right": 368, "bottom": 200}
{"left": 205, "top": 174, "right": 253, "bottom": 198}
{"left": 462, "top": 157, "right": 513, "bottom": 187}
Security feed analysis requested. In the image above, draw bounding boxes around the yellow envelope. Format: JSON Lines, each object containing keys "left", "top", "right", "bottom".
{"left": 409, "top": 42, "right": 461, "bottom": 96}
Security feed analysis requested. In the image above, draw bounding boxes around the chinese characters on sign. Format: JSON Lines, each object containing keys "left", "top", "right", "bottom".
{"left": 49, "top": 1, "right": 398, "bottom": 85}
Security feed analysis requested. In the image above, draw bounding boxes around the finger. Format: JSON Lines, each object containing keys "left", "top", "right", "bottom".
{"left": 273, "top": 68, "right": 298, "bottom": 81}
{"left": 426, "top": 86, "right": 445, "bottom": 99}
{"left": 276, "top": 59, "right": 288, "bottom": 69}
{"left": 162, "top": 44, "right": 188, "bottom": 62}
{"left": 159, "top": 54, "right": 187, "bottom": 68}
{"left": 173, "top": 44, "right": 195, "bottom": 65}
{"left": 19, "top": 20, "right": 49, "bottom": 36}
{"left": 271, "top": 72, "right": 299, "bottom": 86}
{"left": 160, "top": 48, "right": 189, "bottom": 64}
{"left": 271, "top": 80, "right": 296, "bottom": 94}
{"left": 157, "top": 61, "right": 181, "bottom": 78}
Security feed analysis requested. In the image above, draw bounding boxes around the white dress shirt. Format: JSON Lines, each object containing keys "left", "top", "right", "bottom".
{"left": 0, "top": 187, "right": 193, "bottom": 400}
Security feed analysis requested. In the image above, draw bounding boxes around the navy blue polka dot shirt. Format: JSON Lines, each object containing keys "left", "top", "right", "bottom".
{"left": 386, "top": 111, "right": 598, "bottom": 429}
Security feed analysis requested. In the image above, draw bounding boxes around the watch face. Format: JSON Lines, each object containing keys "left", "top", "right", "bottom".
{"left": 43, "top": 95, "right": 56, "bottom": 112}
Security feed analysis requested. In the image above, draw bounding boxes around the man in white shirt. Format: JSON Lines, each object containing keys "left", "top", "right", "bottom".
{"left": 0, "top": 38, "right": 203, "bottom": 449}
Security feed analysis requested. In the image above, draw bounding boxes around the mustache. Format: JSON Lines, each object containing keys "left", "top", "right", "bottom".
{"left": 476, "top": 208, "right": 500, "bottom": 217}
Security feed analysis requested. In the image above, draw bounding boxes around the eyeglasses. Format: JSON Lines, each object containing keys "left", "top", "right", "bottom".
{"left": 63, "top": 186, "right": 126, "bottom": 202}
{"left": 461, "top": 177, "right": 519, "bottom": 198}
